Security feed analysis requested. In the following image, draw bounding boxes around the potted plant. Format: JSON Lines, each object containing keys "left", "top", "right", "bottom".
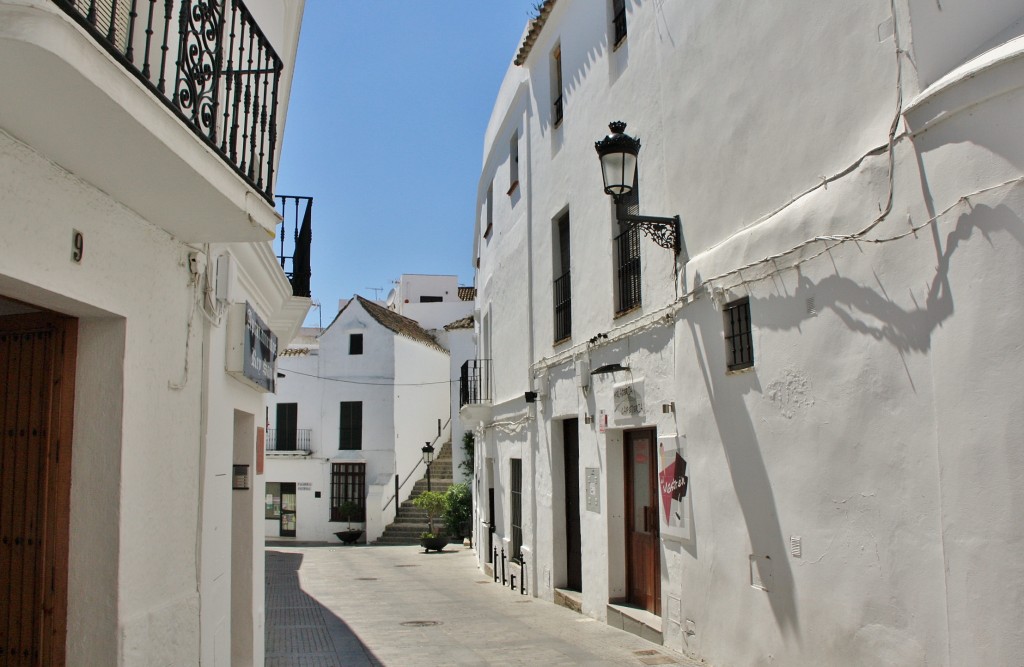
{"left": 413, "top": 490, "right": 448, "bottom": 552}
{"left": 443, "top": 482, "right": 472, "bottom": 545}
{"left": 333, "top": 501, "right": 363, "bottom": 545}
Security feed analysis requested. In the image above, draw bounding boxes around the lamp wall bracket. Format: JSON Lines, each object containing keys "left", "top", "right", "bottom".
{"left": 617, "top": 214, "right": 681, "bottom": 255}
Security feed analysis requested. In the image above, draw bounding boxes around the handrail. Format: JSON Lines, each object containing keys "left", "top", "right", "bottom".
{"left": 382, "top": 417, "right": 452, "bottom": 512}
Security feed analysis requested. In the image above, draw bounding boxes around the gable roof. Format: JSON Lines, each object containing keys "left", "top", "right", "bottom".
{"left": 355, "top": 295, "right": 448, "bottom": 354}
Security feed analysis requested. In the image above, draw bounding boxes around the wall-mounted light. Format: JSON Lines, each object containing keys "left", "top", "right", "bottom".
{"left": 232, "top": 464, "right": 250, "bottom": 490}
{"left": 524, "top": 391, "right": 538, "bottom": 403}
{"left": 595, "top": 121, "right": 681, "bottom": 255}
{"left": 591, "top": 363, "right": 630, "bottom": 375}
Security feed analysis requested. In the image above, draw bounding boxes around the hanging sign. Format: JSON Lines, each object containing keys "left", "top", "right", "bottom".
{"left": 243, "top": 302, "right": 277, "bottom": 392}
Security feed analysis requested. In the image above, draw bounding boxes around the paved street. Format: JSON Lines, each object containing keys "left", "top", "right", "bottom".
{"left": 265, "top": 544, "right": 703, "bottom": 666}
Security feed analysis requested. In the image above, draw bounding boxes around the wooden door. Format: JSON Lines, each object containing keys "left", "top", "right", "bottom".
{"left": 625, "top": 429, "right": 660, "bottom": 615}
{"left": 275, "top": 403, "right": 297, "bottom": 451}
{"left": 0, "top": 312, "right": 77, "bottom": 666}
{"left": 563, "top": 419, "right": 582, "bottom": 591}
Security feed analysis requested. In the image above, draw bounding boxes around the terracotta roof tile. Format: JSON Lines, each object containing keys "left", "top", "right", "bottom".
{"left": 514, "top": 0, "right": 558, "bottom": 67}
{"left": 444, "top": 315, "right": 475, "bottom": 331}
{"left": 355, "top": 296, "right": 448, "bottom": 354}
{"left": 458, "top": 286, "right": 477, "bottom": 301}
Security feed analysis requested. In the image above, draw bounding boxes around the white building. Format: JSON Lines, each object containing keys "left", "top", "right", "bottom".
{"left": 466, "top": 1, "right": 1024, "bottom": 665}
{"left": 265, "top": 291, "right": 465, "bottom": 543}
{"left": 0, "top": 0, "right": 308, "bottom": 664}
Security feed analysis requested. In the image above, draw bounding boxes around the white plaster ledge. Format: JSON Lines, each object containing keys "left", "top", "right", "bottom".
{"left": 904, "top": 35, "right": 1024, "bottom": 134}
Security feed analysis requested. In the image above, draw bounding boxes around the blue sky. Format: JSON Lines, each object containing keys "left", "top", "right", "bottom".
{"left": 275, "top": 2, "right": 540, "bottom": 323}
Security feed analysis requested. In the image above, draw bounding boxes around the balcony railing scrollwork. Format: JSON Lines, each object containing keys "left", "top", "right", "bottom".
{"left": 53, "top": 0, "right": 283, "bottom": 202}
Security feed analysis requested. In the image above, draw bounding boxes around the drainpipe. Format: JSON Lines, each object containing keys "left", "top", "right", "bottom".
{"left": 523, "top": 100, "right": 539, "bottom": 598}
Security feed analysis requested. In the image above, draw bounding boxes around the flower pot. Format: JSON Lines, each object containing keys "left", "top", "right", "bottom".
{"left": 334, "top": 530, "right": 363, "bottom": 545}
{"left": 420, "top": 535, "right": 448, "bottom": 553}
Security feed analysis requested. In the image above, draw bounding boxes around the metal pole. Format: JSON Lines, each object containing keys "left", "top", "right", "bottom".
{"left": 426, "top": 461, "right": 432, "bottom": 492}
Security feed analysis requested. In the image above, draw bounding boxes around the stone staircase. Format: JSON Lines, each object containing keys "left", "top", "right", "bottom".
{"left": 374, "top": 440, "right": 455, "bottom": 545}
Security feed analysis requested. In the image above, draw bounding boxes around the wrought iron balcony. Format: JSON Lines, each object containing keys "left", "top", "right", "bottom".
{"left": 276, "top": 195, "right": 312, "bottom": 298}
{"left": 459, "top": 359, "right": 492, "bottom": 407}
{"left": 266, "top": 428, "right": 312, "bottom": 453}
{"left": 52, "top": 0, "right": 283, "bottom": 202}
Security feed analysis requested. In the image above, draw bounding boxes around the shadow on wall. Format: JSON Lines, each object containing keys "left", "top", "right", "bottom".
{"left": 265, "top": 550, "right": 383, "bottom": 665}
{"left": 684, "top": 193, "right": 1024, "bottom": 639}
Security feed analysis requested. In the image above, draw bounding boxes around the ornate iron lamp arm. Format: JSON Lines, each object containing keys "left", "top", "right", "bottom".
{"left": 617, "top": 214, "right": 681, "bottom": 255}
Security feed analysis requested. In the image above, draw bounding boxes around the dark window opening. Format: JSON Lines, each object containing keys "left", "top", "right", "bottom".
{"left": 614, "top": 177, "right": 641, "bottom": 314}
{"left": 339, "top": 401, "right": 362, "bottom": 450}
{"left": 552, "top": 45, "right": 564, "bottom": 127}
{"left": 554, "top": 211, "right": 572, "bottom": 342}
{"left": 330, "top": 463, "right": 366, "bottom": 522}
{"left": 349, "top": 333, "right": 363, "bottom": 355}
{"left": 613, "top": 0, "right": 627, "bottom": 46}
{"left": 419, "top": 296, "right": 443, "bottom": 303}
{"left": 275, "top": 403, "right": 297, "bottom": 451}
{"left": 510, "top": 458, "right": 523, "bottom": 562}
{"left": 724, "top": 297, "right": 754, "bottom": 370}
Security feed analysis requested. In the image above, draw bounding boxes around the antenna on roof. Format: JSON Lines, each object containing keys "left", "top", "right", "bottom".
{"left": 366, "top": 287, "right": 383, "bottom": 300}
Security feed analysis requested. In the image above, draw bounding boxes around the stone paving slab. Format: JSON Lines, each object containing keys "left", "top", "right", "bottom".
{"left": 265, "top": 544, "right": 708, "bottom": 667}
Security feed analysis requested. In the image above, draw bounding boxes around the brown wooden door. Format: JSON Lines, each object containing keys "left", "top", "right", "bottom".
{"left": 0, "top": 312, "right": 77, "bottom": 666}
{"left": 563, "top": 418, "right": 582, "bottom": 592}
{"left": 625, "top": 429, "right": 660, "bottom": 615}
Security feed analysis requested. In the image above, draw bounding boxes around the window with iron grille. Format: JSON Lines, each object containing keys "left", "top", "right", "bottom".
{"left": 483, "top": 183, "right": 494, "bottom": 238}
{"left": 330, "top": 463, "right": 366, "bottom": 522}
{"left": 614, "top": 181, "right": 642, "bottom": 314}
{"left": 510, "top": 458, "right": 523, "bottom": 562}
{"left": 612, "top": 0, "right": 627, "bottom": 46}
{"left": 552, "top": 45, "right": 564, "bottom": 126}
{"left": 724, "top": 297, "right": 754, "bottom": 370}
{"left": 339, "top": 401, "right": 362, "bottom": 450}
{"left": 553, "top": 211, "right": 572, "bottom": 342}
{"left": 349, "top": 333, "right": 363, "bottom": 355}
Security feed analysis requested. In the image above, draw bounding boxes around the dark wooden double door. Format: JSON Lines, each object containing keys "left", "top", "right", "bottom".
{"left": 625, "top": 428, "right": 660, "bottom": 615}
{"left": 1, "top": 312, "right": 77, "bottom": 666}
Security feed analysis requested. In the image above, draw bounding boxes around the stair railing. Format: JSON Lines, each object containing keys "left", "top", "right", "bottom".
{"left": 381, "top": 417, "right": 452, "bottom": 513}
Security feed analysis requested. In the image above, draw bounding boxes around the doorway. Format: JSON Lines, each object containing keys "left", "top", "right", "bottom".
{"left": 279, "top": 482, "right": 297, "bottom": 537}
{"left": 624, "top": 428, "right": 660, "bottom": 615}
{"left": 0, "top": 311, "right": 78, "bottom": 665}
{"left": 563, "top": 418, "right": 582, "bottom": 592}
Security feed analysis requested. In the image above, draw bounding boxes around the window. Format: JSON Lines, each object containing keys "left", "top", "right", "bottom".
{"left": 552, "top": 44, "right": 564, "bottom": 126}
{"left": 724, "top": 297, "right": 754, "bottom": 370}
{"left": 265, "top": 482, "right": 282, "bottom": 519}
{"left": 349, "top": 333, "right": 363, "bottom": 355}
{"left": 339, "top": 401, "right": 362, "bottom": 450}
{"left": 275, "top": 403, "right": 297, "bottom": 451}
{"left": 509, "top": 131, "right": 520, "bottom": 193}
{"left": 614, "top": 179, "right": 642, "bottom": 314}
{"left": 510, "top": 458, "right": 523, "bottom": 562}
{"left": 419, "top": 296, "right": 443, "bottom": 303}
{"left": 330, "top": 463, "right": 366, "bottom": 522}
{"left": 483, "top": 183, "right": 493, "bottom": 238}
{"left": 612, "top": 0, "right": 627, "bottom": 46}
{"left": 553, "top": 211, "right": 572, "bottom": 342}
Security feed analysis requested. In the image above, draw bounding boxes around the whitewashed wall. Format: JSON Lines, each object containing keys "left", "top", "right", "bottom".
{"left": 472, "top": 1, "right": 1024, "bottom": 665}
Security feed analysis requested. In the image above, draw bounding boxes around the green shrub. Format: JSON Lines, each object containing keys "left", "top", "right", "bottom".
{"left": 413, "top": 490, "right": 447, "bottom": 535}
{"left": 442, "top": 483, "right": 472, "bottom": 538}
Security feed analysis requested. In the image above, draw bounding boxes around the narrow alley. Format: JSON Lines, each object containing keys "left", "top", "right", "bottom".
{"left": 264, "top": 544, "right": 703, "bottom": 666}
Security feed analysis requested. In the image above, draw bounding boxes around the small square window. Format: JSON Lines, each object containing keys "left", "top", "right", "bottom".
{"left": 349, "top": 333, "right": 363, "bottom": 355}
{"left": 724, "top": 297, "right": 753, "bottom": 371}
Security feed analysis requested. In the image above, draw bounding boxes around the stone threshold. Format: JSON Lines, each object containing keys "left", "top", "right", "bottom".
{"left": 553, "top": 588, "right": 582, "bottom": 613}
{"left": 607, "top": 601, "right": 663, "bottom": 645}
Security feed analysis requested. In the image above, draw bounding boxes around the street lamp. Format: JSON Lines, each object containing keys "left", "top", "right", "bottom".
{"left": 595, "top": 121, "right": 681, "bottom": 255}
{"left": 421, "top": 442, "right": 435, "bottom": 492}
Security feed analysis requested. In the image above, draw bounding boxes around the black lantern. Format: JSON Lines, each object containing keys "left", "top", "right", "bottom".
{"left": 595, "top": 121, "right": 640, "bottom": 199}
{"left": 422, "top": 442, "right": 435, "bottom": 492}
{"left": 595, "top": 121, "right": 681, "bottom": 255}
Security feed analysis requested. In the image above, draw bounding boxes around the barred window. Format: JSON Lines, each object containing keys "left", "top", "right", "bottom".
{"left": 612, "top": 0, "right": 627, "bottom": 46}
{"left": 553, "top": 211, "right": 572, "bottom": 342}
{"left": 614, "top": 177, "right": 641, "bottom": 314}
{"left": 724, "top": 297, "right": 754, "bottom": 370}
{"left": 510, "top": 458, "right": 523, "bottom": 562}
{"left": 330, "top": 463, "right": 366, "bottom": 522}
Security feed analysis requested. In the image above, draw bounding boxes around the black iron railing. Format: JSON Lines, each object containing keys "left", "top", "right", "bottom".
{"left": 53, "top": 0, "right": 283, "bottom": 202}
{"left": 553, "top": 94, "right": 563, "bottom": 126}
{"left": 553, "top": 270, "right": 571, "bottom": 342}
{"left": 460, "top": 359, "right": 492, "bottom": 407}
{"left": 615, "top": 225, "right": 642, "bottom": 314}
{"left": 276, "top": 195, "right": 312, "bottom": 297}
{"left": 266, "top": 428, "right": 311, "bottom": 453}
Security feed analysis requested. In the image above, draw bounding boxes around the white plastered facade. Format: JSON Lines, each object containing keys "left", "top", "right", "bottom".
{"left": 468, "top": 1, "right": 1024, "bottom": 665}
